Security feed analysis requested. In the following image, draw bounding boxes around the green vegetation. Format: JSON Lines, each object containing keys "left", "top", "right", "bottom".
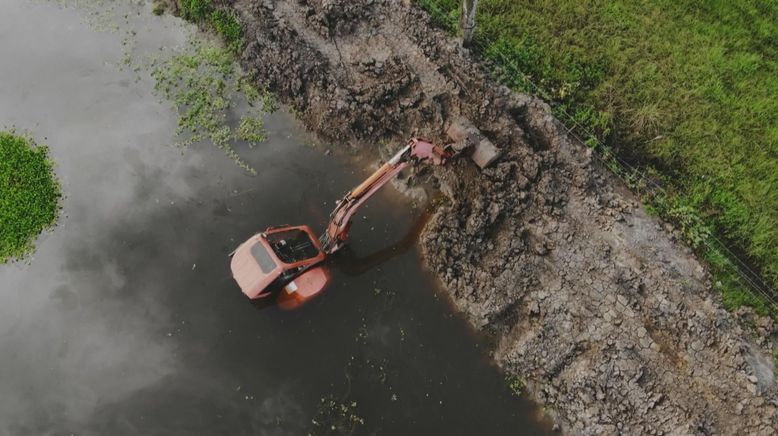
{"left": 310, "top": 396, "right": 365, "bottom": 435}
{"left": 505, "top": 373, "right": 525, "bottom": 397}
{"left": 418, "top": 0, "right": 778, "bottom": 313}
{"left": 0, "top": 131, "right": 61, "bottom": 262}
{"left": 152, "top": 41, "right": 275, "bottom": 174}
{"left": 179, "top": 0, "right": 244, "bottom": 51}
{"left": 157, "top": 0, "right": 277, "bottom": 173}
{"left": 152, "top": 1, "right": 165, "bottom": 16}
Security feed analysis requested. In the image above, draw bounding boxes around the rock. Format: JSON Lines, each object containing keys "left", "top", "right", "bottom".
{"left": 446, "top": 117, "right": 501, "bottom": 168}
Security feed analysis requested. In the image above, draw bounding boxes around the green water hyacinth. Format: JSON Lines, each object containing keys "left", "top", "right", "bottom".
{"left": 0, "top": 131, "right": 61, "bottom": 262}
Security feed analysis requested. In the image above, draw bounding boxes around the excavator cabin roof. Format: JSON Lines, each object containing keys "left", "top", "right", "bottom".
{"left": 230, "top": 225, "right": 325, "bottom": 299}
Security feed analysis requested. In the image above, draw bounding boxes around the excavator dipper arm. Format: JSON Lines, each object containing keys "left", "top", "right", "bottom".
{"left": 320, "top": 138, "right": 450, "bottom": 254}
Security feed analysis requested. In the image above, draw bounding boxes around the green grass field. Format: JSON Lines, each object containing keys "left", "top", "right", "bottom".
{"left": 418, "top": 0, "right": 778, "bottom": 312}
{"left": 0, "top": 131, "right": 61, "bottom": 262}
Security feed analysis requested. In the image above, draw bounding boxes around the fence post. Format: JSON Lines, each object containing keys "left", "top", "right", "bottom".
{"left": 461, "top": 0, "right": 479, "bottom": 47}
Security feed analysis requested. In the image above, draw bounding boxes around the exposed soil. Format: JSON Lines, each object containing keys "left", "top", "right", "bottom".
{"left": 213, "top": 0, "right": 776, "bottom": 433}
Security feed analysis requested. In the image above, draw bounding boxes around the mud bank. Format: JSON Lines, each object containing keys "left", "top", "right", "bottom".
{"left": 212, "top": 0, "right": 776, "bottom": 433}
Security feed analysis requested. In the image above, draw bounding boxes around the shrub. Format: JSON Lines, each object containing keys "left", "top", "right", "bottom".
{"left": 0, "top": 131, "right": 61, "bottom": 262}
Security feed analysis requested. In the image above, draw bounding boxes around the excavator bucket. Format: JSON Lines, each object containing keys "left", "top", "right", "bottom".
{"left": 446, "top": 117, "right": 501, "bottom": 169}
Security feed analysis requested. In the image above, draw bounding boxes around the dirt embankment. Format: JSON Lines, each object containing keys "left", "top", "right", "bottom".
{"left": 218, "top": 0, "right": 776, "bottom": 433}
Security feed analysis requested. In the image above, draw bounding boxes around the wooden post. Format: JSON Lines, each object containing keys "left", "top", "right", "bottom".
{"left": 461, "top": 0, "right": 479, "bottom": 47}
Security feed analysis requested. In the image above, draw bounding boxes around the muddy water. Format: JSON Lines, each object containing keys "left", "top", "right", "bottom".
{"left": 0, "top": 1, "right": 551, "bottom": 434}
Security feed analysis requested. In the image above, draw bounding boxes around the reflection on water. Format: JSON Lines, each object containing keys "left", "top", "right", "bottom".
{"left": 335, "top": 204, "right": 433, "bottom": 276}
{"left": 0, "top": 0, "right": 552, "bottom": 434}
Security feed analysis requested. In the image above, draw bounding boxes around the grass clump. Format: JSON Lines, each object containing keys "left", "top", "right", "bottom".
{"left": 152, "top": 41, "right": 274, "bottom": 174}
{"left": 505, "top": 373, "right": 525, "bottom": 397}
{"left": 179, "top": 0, "right": 212, "bottom": 22}
{"left": 151, "top": 0, "right": 165, "bottom": 16}
{"left": 417, "top": 0, "right": 778, "bottom": 313}
{"left": 179, "top": 0, "right": 244, "bottom": 51}
{"left": 0, "top": 131, "right": 61, "bottom": 262}
{"left": 209, "top": 9, "right": 242, "bottom": 47}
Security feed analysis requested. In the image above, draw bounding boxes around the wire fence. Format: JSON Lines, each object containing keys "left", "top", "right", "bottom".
{"left": 414, "top": 0, "right": 777, "bottom": 314}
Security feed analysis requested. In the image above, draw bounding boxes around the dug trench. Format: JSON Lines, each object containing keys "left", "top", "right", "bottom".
{"left": 178, "top": 0, "right": 776, "bottom": 433}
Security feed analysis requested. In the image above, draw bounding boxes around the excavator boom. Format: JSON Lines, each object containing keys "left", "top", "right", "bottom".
{"left": 320, "top": 138, "right": 450, "bottom": 254}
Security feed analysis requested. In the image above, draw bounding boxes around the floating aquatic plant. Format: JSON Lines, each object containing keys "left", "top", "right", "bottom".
{"left": 0, "top": 130, "right": 61, "bottom": 262}
{"left": 152, "top": 41, "right": 275, "bottom": 174}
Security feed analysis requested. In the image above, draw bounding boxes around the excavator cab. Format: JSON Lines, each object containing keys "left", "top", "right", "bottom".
{"left": 230, "top": 225, "right": 330, "bottom": 307}
{"left": 266, "top": 228, "right": 321, "bottom": 263}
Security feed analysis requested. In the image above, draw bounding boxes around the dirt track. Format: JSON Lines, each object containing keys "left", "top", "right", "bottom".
{"left": 206, "top": 0, "right": 777, "bottom": 433}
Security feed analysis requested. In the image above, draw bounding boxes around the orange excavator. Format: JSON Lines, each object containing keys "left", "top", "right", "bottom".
{"left": 229, "top": 138, "right": 451, "bottom": 309}
{"left": 230, "top": 120, "right": 500, "bottom": 309}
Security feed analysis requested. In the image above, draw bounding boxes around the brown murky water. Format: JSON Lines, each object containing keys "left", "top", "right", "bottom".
{"left": 0, "top": 1, "right": 552, "bottom": 434}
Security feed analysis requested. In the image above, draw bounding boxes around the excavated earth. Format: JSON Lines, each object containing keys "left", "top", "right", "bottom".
{"left": 200, "top": 0, "right": 775, "bottom": 433}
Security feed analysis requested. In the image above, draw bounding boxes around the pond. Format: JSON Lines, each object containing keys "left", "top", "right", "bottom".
{"left": 0, "top": 1, "right": 552, "bottom": 434}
